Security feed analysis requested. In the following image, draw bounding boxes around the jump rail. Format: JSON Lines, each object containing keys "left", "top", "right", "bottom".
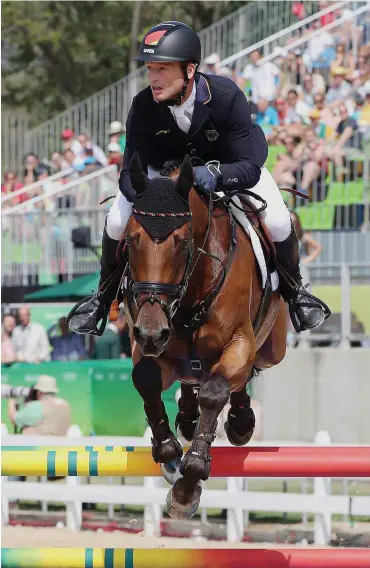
{"left": 2, "top": 547, "right": 370, "bottom": 568}
{"left": 2, "top": 446, "right": 370, "bottom": 477}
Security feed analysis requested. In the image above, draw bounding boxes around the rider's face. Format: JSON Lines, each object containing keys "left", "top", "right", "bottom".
{"left": 146, "top": 61, "right": 194, "bottom": 102}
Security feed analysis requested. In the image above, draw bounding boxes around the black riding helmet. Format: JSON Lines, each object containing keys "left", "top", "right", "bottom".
{"left": 136, "top": 21, "right": 201, "bottom": 105}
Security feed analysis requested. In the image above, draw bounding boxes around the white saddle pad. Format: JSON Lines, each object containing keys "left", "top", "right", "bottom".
{"left": 225, "top": 195, "right": 279, "bottom": 291}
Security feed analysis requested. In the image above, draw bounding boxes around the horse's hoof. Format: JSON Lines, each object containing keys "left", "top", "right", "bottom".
{"left": 224, "top": 406, "right": 255, "bottom": 446}
{"left": 152, "top": 434, "right": 183, "bottom": 465}
{"left": 165, "top": 478, "right": 202, "bottom": 520}
{"left": 160, "top": 456, "right": 183, "bottom": 485}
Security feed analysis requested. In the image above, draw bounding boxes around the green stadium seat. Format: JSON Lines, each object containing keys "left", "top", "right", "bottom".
{"left": 325, "top": 180, "right": 364, "bottom": 205}
{"left": 295, "top": 203, "right": 335, "bottom": 230}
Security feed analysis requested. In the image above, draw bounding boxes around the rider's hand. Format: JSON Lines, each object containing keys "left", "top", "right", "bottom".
{"left": 193, "top": 165, "right": 221, "bottom": 194}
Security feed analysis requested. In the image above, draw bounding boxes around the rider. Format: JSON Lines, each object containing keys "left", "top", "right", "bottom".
{"left": 67, "top": 21, "right": 329, "bottom": 336}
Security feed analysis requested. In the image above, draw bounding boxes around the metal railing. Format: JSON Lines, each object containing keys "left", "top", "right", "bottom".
{"left": 2, "top": 1, "right": 321, "bottom": 174}
{"left": 2, "top": 164, "right": 118, "bottom": 216}
{"left": 1, "top": 168, "right": 74, "bottom": 208}
{"left": 220, "top": 1, "right": 370, "bottom": 72}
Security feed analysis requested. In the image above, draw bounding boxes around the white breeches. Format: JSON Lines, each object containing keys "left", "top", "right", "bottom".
{"left": 106, "top": 166, "right": 292, "bottom": 242}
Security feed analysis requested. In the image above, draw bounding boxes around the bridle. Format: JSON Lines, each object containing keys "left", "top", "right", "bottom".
{"left": 126, "top": 208, "right": 195, "bottom": 327}
{"left": 125, "top": 195, "right": 227, "bottom": 330}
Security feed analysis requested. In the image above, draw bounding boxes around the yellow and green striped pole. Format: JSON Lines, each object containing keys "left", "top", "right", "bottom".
{"left": 1, "top": 449, "right": 161, "bottom": 477}
{"left": 2, "top": 547, "right": 370, "bottom": 567}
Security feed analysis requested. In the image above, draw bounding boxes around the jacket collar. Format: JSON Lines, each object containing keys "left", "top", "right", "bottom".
{"left": 195, "top": 73, "right": 212, "bottom": 105}
{"left": 186, "top": 74, "right": 212, "bottom": 140}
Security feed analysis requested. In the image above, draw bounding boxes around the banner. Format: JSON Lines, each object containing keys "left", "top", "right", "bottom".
{"left": 1, "top": 360, "right": 180, "bottom": 436}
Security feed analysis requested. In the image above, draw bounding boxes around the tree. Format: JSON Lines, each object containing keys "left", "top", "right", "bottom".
{"left": 1, "top": 1, "right": 242, "bottom": 125}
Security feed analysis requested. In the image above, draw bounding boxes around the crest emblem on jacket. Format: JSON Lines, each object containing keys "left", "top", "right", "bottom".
{"left": 205, "top": 129, "right": 219, "bottom": 142}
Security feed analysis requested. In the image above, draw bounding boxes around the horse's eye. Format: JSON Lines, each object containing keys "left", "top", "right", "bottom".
{"left": 182, "top": 239, "right": 191, "bottom": 250}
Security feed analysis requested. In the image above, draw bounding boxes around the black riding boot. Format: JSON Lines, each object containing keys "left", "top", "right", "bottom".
{"left": 66, "top": 228, "right": 122, "bottom": 336}
{"left": 275, "top": 225, "right": 330, "bottom": 332}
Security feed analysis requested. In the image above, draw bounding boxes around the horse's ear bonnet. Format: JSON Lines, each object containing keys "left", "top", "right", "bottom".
{"left": 132, "top": 156, "right": 192, "bottom": 240}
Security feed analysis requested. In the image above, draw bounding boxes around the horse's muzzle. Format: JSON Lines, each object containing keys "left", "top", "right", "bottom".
{"left": 133, "top": 324, "right": 171, "bottom": 357}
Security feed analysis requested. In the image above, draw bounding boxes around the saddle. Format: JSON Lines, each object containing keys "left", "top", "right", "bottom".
{"left": 237, "top": 195, "right": 276, "bottom": 264}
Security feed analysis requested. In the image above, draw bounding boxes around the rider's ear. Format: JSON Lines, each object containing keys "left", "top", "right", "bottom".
{"left": 129, "top": 152, "right": 149, "bottom": 194}
{"left": 175, "top": 155, "right": 193, "bottom": 201}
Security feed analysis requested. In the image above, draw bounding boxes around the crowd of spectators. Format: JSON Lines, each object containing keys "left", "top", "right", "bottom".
{"left": 1, "top": 305, "right": 131, "bottom": 365}
{"left": 2, "top": 4, "right": 369, "bottom": 214}
{"left": 1, "top": 121, "right": 126, "bottom": 212}
{"left": 200, "top": 3, "right": 369, "bottom": 202}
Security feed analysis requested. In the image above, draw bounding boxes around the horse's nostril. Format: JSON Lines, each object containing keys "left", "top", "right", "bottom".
{"left": 133, "top": 325, "right": 144, "bottom": 344}
{"left": 159, "top": 327, "right": 171, "bottom": 344}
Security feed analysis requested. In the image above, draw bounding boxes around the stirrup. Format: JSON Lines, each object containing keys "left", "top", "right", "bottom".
{"left": 66, "top": 291, "right": 109, "bottom": 336}
{"left": 289, "top": 285, "right": 331, "bottom": 333}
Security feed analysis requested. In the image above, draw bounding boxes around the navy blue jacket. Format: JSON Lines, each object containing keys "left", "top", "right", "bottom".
{"left": 119, "top": 73, "right": 268, "bottom": 202}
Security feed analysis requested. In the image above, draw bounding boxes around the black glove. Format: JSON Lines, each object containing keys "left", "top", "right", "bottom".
{"left": 193, "top": 164, "right": 221, "bottom": 194}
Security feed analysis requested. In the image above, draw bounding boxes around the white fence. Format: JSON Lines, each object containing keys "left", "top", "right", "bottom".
{"left": 2, "top": 431, "right": 370, "bottom": 544}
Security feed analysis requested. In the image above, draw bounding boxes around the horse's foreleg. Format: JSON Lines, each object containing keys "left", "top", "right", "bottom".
{"left": 175, "top": 383, "right": 200, "bottom": 442}
{"left": 166, "top": 374, "right": 230, "bottom": 519}
{"left": 132, "top": 358, "right": 182, "bottom": 465}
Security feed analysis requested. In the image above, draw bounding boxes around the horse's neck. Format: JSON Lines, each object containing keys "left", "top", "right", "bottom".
{"left": 186, "top": 191, "right": 230, "bottom": 301}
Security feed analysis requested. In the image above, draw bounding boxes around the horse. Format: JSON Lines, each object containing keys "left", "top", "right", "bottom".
{"left": 120, "top": 152, "right": 287, "bottom": 519}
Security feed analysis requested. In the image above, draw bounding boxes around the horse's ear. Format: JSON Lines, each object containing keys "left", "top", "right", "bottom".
{"left": 129, "top": 152, "right": 149, "bottom": 194}
{"left": 174, "top": 155, "right": 193, "bottom": 201}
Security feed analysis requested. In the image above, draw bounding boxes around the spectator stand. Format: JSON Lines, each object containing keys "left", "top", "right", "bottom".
{"left": 218, "top": 3, "right": 370, "bottom": 233}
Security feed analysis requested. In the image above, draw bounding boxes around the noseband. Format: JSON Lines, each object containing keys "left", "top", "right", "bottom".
{"left": 126, "top": 208, "right": 194, "bottom": 326}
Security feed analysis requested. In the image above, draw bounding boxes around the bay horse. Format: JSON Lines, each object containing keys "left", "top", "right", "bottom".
{"left": 121, "top": 152, "right": 287, "bottom": 519}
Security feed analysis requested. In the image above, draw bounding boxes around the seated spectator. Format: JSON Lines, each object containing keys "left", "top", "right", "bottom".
{"left": 1, "top": 171, "right": 26, "bottom": 206}
{"left": 324, "top": 104, "right": 362, "bottom": 178}
{"left": 326, "top": 67, "right": 352, "bottom": 106}
{"left": 12, "top": 305, "right": 50, "bottom": 363}
{"left": 255, "top": 98, "right": 279, "bottom": 140}
{"left": 358, "top": 87, "right": 370, "bottom": 125}
{"left": 23, "top": 152, "right": 40, "bottom": 185}
{"left": 1, "top": 314, "right": 17, "bottom": 364}
{"left": 273, "top": 131, "right": 325, "bottom": 198}
{"left": 303, "top": 20, "right": 335, "bottom": 70}
{"left": 287, "top": 88, "right": 311, "bottom": 123}
{"left": 275, "top": 97, "right": 302, "bottom": 126}
{"left": 201, "top": 52, "right": 221, "bottom": 75}
{"left": 312, "top": 93, "right": 338, "bottom": 132}
{"left": 50, "top": 152, "right": 63, "bottom": 173}
{"left": 347, "top": 52, "right": 370, "bottom": 90}
{"left": 61, "top": 128, "right": 83, "bottom": 156}
{"left": 243, "top": 49, "right": 280, "bottom": 103}
{"left": 309, "top": 108, "right": 327, "bottom": 139}
{"left": 92, "top": 313, "right": 128, "bottom": 359}
{"left": 330, "top": 42, "right": 355, "bottom": 77}
{"left": 107, "top": 142, "right": 122, "bottom": 166}
{"left": 77, "top": 133, "right": 108, "bottom": 167}
{"left": 299, "top": 73, "right": 325, "bottom": 107}
{"left": 108, "top": 121, "right": 126, "bottom": 153}
{"left": 279, "top": 51, "right": 306, "bottom": 94}
{"left": 48, "top": 317, "right": 86, "bottom": 361}
{"left": 7, "top": 375, "right": 71, "bottom": 436}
